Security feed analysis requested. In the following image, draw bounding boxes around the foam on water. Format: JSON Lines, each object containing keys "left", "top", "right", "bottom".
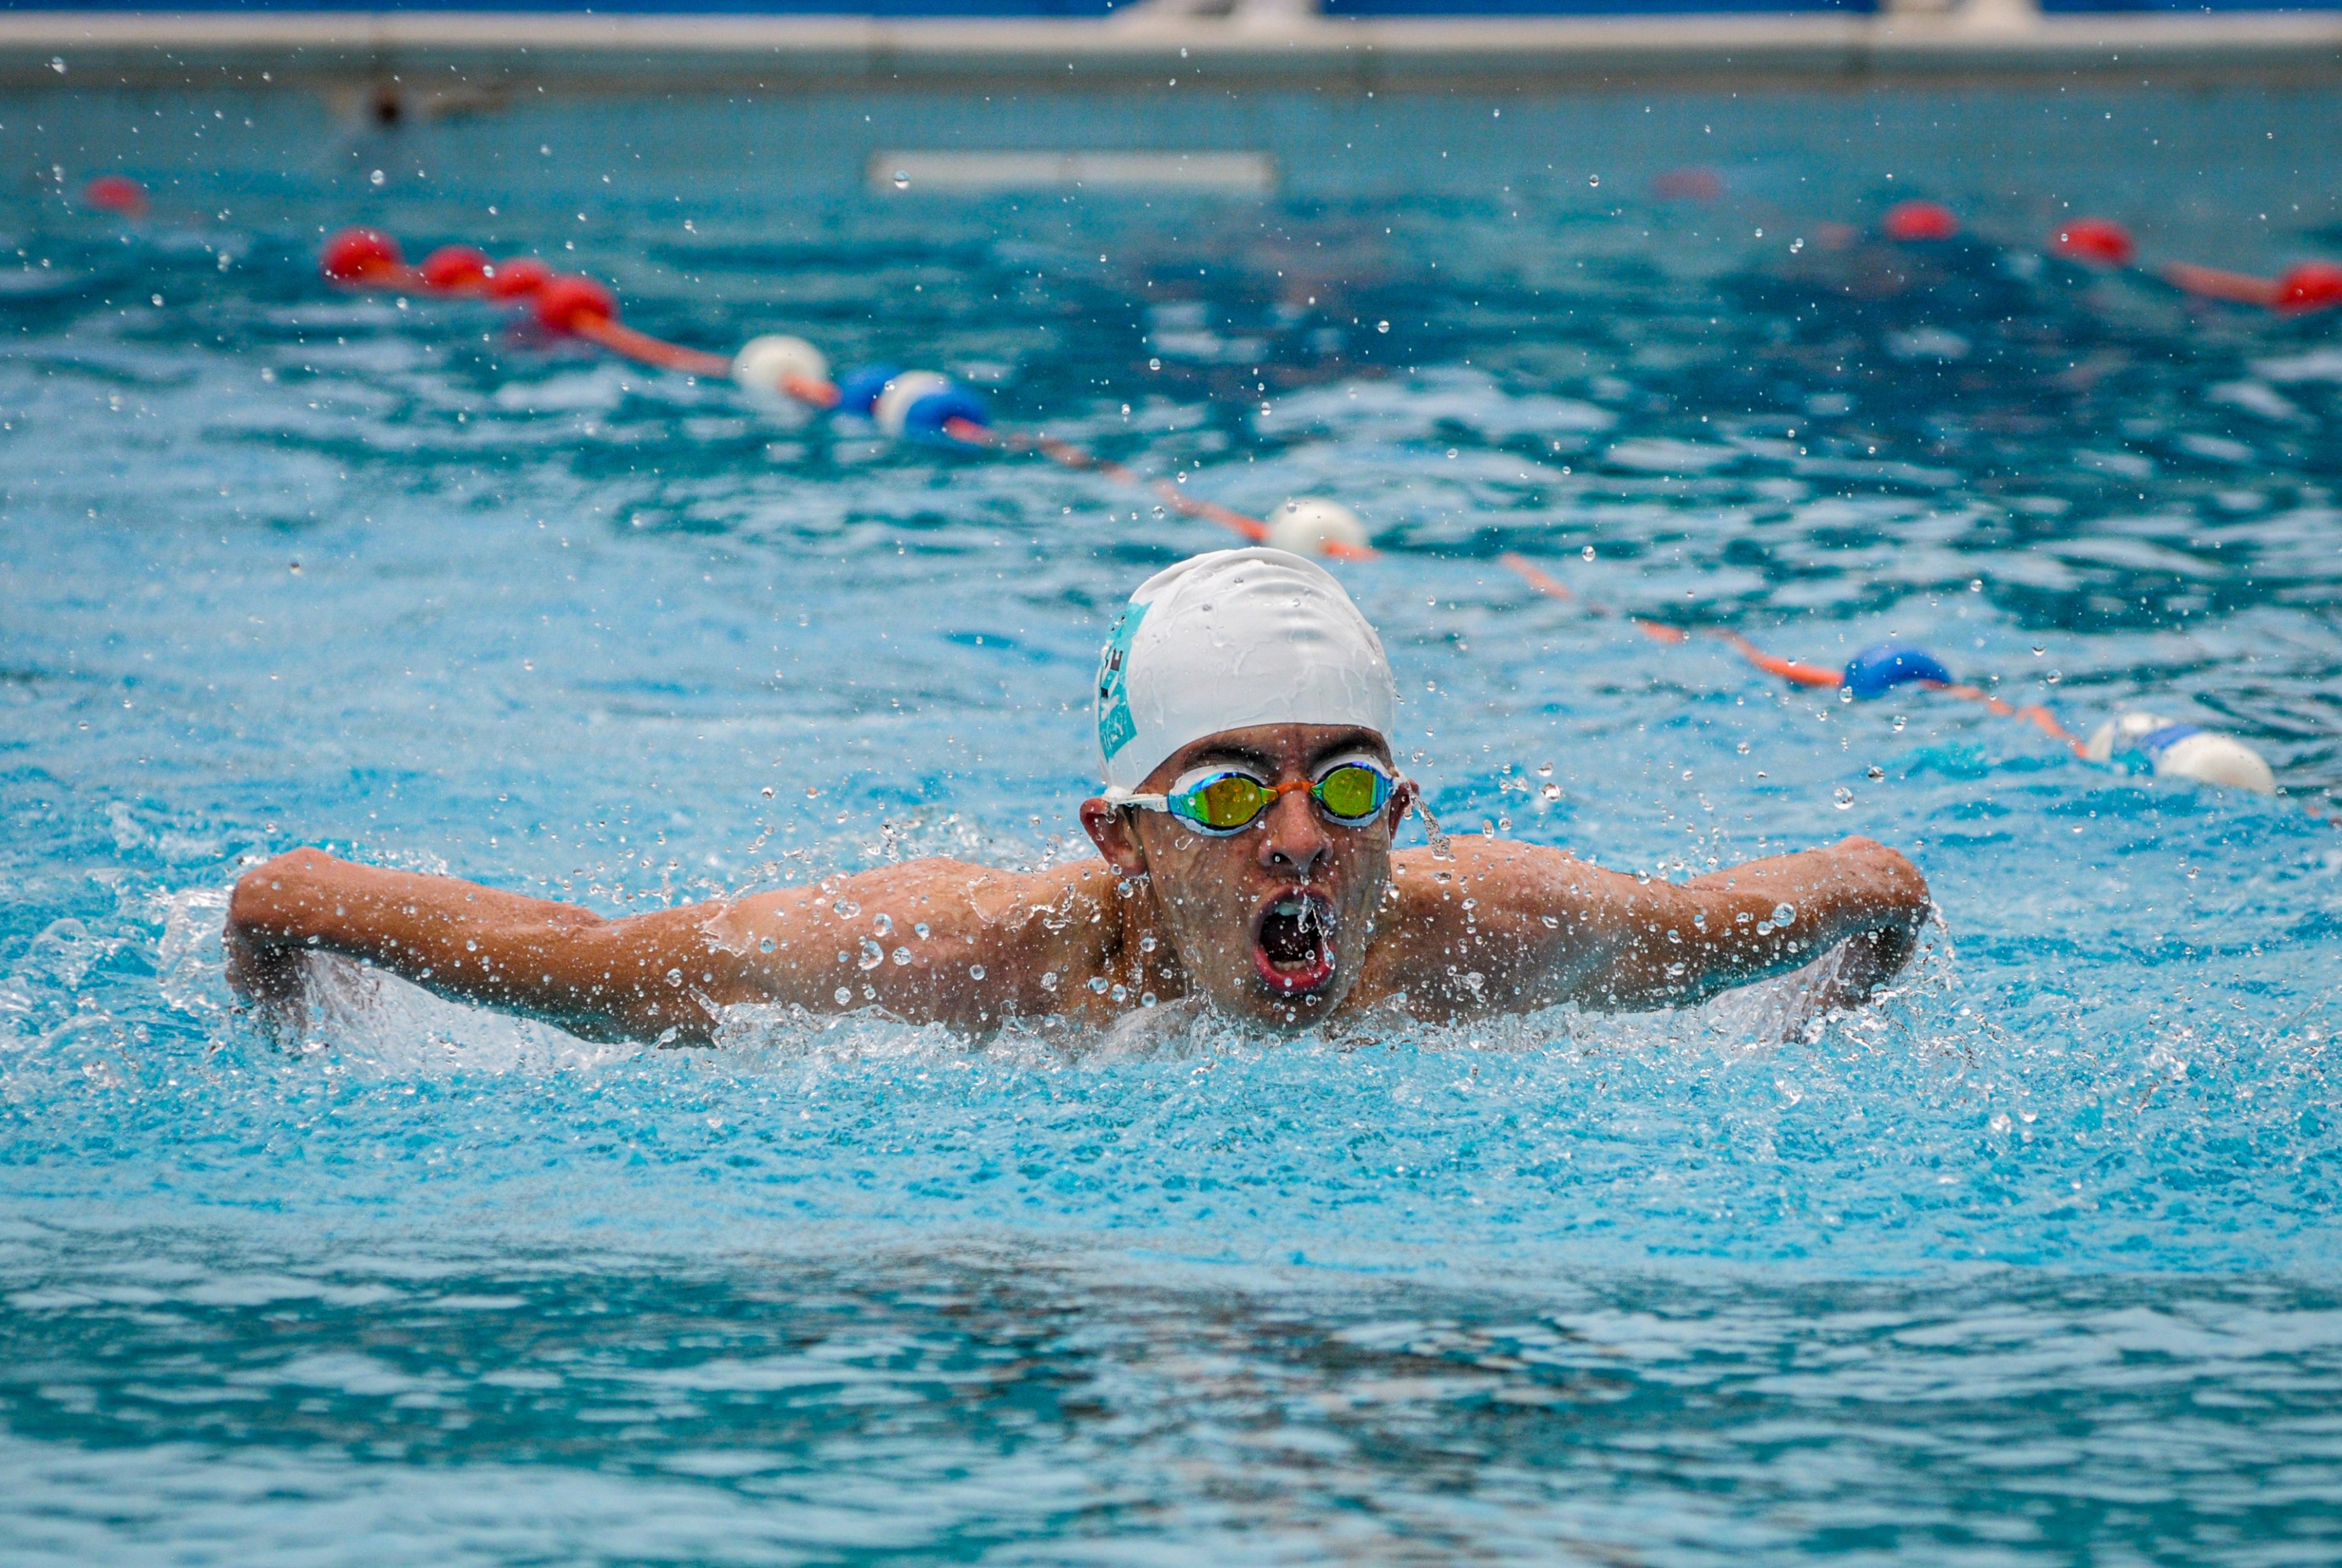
{"left": 3, "top": 84, "right": 2339, "bottom": 1563}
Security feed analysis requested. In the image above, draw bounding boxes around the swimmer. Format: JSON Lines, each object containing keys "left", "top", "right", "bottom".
{"left": 226, "top": 549, "right": 1931, "bottom": 1042}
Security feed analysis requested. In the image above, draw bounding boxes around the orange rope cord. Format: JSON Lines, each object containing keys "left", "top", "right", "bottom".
{"left": 1501, "top": 554, "right": 2092, "bottom": 754}
{"left": 570, "top": 316, "right": 734, "bottom": 378}
{"left": 2161, "top": 262, "right": 2282, "bottom": 309}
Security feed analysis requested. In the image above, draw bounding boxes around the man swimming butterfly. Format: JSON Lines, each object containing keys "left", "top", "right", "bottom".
{"left": 227, "top": 549, "right": 1931, "bottom": 1042}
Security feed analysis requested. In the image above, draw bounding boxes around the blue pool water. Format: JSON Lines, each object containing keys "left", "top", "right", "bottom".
{"left": 4, "top": 86, "right": 2341, "bottom": 1562}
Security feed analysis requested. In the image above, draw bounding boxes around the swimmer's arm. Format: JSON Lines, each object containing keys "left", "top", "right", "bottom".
{"left": 1424, "top": 836, "right": 1929, "bottom": 1012}
{"left": 227, "top": 848, "right": 1090, "bottom": 1043}
{"left": 1573, "top": 837, "right": 1929, "bottom": 1009}
{"left": 226, "top": 848, "right": 731, "bottom": 1043}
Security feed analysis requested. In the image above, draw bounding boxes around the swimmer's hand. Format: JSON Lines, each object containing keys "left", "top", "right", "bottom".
{"left": 1670, "top": 834, "right": 1929, "bottom": 1010}
{"left": 225, "top": 849, "right": 329, "bottom": 1027}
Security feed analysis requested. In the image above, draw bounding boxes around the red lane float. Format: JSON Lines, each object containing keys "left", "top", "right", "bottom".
{"left": 82, "top": 175, "right": 148, "bottom": 217}
{"left": 1882, "top": 200, "right": 1960, "bottom": 242}
{"left": 419, "top": 245, "right": 493, "bottom": 293}
{"left": 2277, "top": 262, "right": 2342, "bottom": 314}
{"left": 321, "top": 227, "right": 419, "bottom": 287}
{"left": 2053, "top": 218, "right": 2135, "bottom": 269}
{"left": 487, "top": 257, "right": 553, "bottom": 300}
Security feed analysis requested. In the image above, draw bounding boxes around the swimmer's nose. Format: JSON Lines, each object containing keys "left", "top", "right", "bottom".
{"left": 1257, "top": 783, "right": 1331, "bottom": 880}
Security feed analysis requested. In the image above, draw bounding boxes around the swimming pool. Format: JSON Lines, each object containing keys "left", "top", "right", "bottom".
{"left": 4, "top": 82, "right": 2341, "bottom": 1562}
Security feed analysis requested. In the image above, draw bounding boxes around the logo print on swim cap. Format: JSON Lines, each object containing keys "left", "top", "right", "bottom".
{"left": 1096, "top": 601, "right": 1148, "bottom": 762}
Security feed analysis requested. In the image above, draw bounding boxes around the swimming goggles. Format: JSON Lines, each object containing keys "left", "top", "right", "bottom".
{"left": 1120, "top": 756, "right": 1398, "bottom": 835}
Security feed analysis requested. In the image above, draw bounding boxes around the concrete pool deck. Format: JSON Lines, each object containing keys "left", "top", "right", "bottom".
{"left": 3, "top": 6, "right": 2339, "bottom": 94}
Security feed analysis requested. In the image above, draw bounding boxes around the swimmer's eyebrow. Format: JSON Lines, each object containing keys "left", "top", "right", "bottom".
{"left": 1185, "top": 744, "right": 1279, "bottom": 773}
{"left": 1305, "top": 730, "right": 1393, "bottom": 770}
{"left": 1184, "top": 730, "right": 1392, "bottom": 775}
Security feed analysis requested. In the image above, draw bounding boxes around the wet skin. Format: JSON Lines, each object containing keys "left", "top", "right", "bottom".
{"left": 227, "top": 723, "right": 1931, "bottom": 1044}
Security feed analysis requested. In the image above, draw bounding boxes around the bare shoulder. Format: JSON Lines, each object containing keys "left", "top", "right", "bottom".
{"left": 1386, "top": 838, "right": 1594, "bottom": 919}
{"left": 700, "top": 855, "right": 1126, "bottom": 1015}
{"left": 1357, "top": 839, "right": 1607, "bottom": 1013}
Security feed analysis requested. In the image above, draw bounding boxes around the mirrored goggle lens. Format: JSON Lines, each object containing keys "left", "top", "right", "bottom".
{"left": 1313, "top": 763, "right": 1392, "bottom": 822}
{"left": 1174, "top": 772, "right": 1278, "bottom": 831}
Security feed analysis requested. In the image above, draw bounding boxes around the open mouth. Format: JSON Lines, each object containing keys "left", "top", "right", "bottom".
{"left": 1251, "top": 889, "right": 1338, "bottom": 997}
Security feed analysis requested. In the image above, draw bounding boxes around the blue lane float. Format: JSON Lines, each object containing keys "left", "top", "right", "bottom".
{"left": 1841, "top": 642, "right": 1956, "bottom": 701}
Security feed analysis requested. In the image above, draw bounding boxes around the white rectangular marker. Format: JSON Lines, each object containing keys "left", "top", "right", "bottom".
{"left": 869, "top": 151, "right": 1275, "bottom": 194}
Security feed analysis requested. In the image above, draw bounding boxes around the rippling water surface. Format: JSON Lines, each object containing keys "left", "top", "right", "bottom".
{"left": 3, "top": 85, "right": 2340, "bottom": 1563}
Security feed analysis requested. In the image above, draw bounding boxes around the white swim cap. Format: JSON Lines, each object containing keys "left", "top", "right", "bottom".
{"left": 1094, "top": 547, "right": 1397, "bottom": 797}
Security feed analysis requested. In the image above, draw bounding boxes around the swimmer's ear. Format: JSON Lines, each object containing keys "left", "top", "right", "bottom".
{"left": 1080, "top": 796, "right": 1149, "bottom": 878}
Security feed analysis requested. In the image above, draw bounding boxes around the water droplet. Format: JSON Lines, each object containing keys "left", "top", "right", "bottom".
{"left": 969, "top": 964, "right": 986, "bottom": 980}
{"left": 1866, "top": 765, "right": 1884, "bottom": 781}
{"left": 1536, "top": 762, "right": 1553, "bottom": 777}
{"left": 835, "top": 986, "right": 852, "bottom": 1004}
{"left": 1139, "top": 934, "right": 1157, "bottom": 953}
{"left": 1541, "top": 915, "right": 1559, "bottom": 928}
{"left": 761, "top": 786, "right": 774, "bottom": 798}
{"left": 1376, "top": 319, "right": 1390, "bottom": 333}
{"left": 1892, "top": 714, "right": 1907, "bottom": 732}
{"left": 914, "top": 922, "right": 930, "bottom": 940}
{"left": 833, "top": 899, "right": 859, "bottom": 917}
{"left": 759, "top": 937, "right": 775, "bottom": 953}
{"left": 1148, "top": 356, "right": 1161, "bottom": 370}
{"left": 873, "top": 912, "right": 893, "bottom": 936}
{"left": 892, "top": 947, "right": 912, "bottom": 966}
{"left": 1540, "top": 783, "right": 1561, "bottom": 802}
{"left": 1969, "top": 578, "right": 1983, "bottom": 592}
{"left": 1446, "top": 447, "right": 1459, "bottom": 459}
{"left": 369, "top": 169, "right": 385, "bottom": 186}
{"left": 1111, "top": 985, "right": 1128, "bottom": 1002}
{"left": 2032, "top": 645, "right": 2046, "bottom": 657}
{"left": 1833, "top": 786, "right": 1855, "bottom": 809}
{"left": 1588, "top": 174, "right": 1600, "bottom": 186}
{"left": 1582, "top": 545, "right": 1596, "bottom": 561}
{"left": 1140, "top": 991, "right": 1158, "bottom": 1007}
{"left": 892, "top": 170, "right": 909, "bottom": 189}
{"left": 2046, "top": 670, "right": 2061, "bottom": 685}
{"left": 1772, "top": 903, "right": 1797, "bottom": 927}
{"left": 1041, "top": 971, "right": 1059, "bottom": 990}
{"left": 857, "top": 939, "right": 884, "bottom": 971}
{"left": 1088, "top": 975, "right": 1110, "bottom": 993}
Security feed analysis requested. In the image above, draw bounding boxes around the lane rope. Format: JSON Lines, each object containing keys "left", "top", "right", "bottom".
{"left": 75, "top": 189, "right": 2324, "bottom": 809}
{"left": 1497, "top": 553, "right": 2306, "bottom": 806}
{"left": 317, "top": 227, "right": 1378, "bottom": 562}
